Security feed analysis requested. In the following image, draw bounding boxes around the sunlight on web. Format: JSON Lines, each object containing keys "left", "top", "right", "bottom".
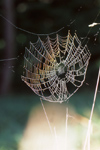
{"left": 21, "top": 30, "right": 91, "bottom": 102}
{"left": 18, "top": 103, "right": 87, "bottom": 150}
{"left": 88, "top": 22, "right": 99, "bottom": 27}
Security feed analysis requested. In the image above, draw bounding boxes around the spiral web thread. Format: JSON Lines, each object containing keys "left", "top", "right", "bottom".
{"left": 21, "top": 30, "right": 91, "bottom": 103}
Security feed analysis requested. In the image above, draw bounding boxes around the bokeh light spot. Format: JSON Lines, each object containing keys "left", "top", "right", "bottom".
{"left": 0, "top": 39, "right": 6, "bottom": 49}
{"left": 16, "top": 34, "right": 27, "bottom": 44}
{"left": 17, "top": 3, "right": 27, "bottom": 13}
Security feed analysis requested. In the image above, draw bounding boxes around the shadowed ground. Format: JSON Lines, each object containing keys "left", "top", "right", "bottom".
{"left": 0, "top": 91, "right": 100, "bottom": 150}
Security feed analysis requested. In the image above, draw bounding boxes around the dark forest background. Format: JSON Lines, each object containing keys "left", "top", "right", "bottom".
{"left": 0, "top": 0, "right": 100, "bottom": 94}
{"left": 0, "top": 0, "right": 100, "bottom": 150}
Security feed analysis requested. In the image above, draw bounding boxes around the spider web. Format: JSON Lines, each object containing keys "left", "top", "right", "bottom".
{"left": 21, "top": 30, "right": 91, "bottom": 103}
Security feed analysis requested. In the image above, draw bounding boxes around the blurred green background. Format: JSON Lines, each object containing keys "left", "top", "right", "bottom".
{"left": 0, "top": 0, "right": 100, "bottom": 150}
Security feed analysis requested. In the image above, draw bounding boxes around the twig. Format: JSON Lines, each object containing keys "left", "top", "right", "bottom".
{"left": 65, "top": 108, "right": 68, "bottom": 149}
{"left": 54, "top": 126, "right": 59, "bottom": 150}
{"left": 83, "top": 67, "right": 100, "bottom": 150}
{"left": 40, "top": 98, "right": 53, "bottom": 135}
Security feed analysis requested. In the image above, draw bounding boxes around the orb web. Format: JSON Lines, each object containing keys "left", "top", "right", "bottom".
{"left": 21, "top": 30, "right": 91, "bottom": 103}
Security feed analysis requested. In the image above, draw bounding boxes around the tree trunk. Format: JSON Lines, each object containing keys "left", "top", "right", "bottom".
{"left": 1, "top": 0, "right": 15, "bottom": 94}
